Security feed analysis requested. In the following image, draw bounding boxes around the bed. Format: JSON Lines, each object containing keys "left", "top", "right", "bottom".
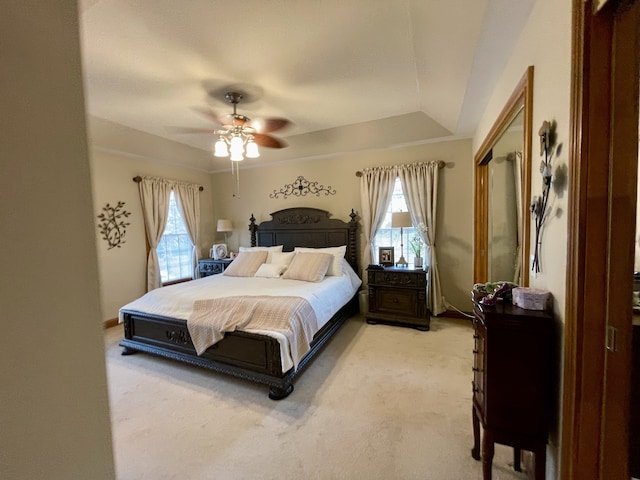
{"left": 119, "top": 207, "right": 360, "bottom": 399}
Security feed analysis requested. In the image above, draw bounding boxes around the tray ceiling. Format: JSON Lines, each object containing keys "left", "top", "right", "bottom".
{"left": 80, "top": 0, "right": 535, "bottom": 172}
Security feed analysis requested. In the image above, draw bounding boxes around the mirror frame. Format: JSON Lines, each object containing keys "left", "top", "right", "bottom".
{"left": 474, "top": 66, "right": 534, "bottom": 286}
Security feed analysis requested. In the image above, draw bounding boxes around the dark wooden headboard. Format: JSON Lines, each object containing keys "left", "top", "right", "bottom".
{"left": 249, "top": 208, "right": 358, "bottom": 272}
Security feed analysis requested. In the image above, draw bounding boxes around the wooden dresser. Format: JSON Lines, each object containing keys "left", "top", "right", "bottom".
{"left": 365, "top": 266, "right": 430, "bottom": 331}
{"left": 471, "top": 300, "right": 554, "bottom": 479}
{"left": 198, "top": 258, "right": 232, "bottom": 277}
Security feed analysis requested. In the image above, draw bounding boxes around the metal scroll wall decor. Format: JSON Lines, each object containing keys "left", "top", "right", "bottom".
{"left": 269, "top": 175, "right": 336, "bottom": 199}
{"left": 97, "top": 201, "right": 131, "bottom": 249}
{"left": 530, "top": 120, "right": 563, "bottom": 273}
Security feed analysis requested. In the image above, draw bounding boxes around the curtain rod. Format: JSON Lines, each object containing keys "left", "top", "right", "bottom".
{"left": 355, "top": 160, "right": 446, "bottom": 177}
{"left": 132, "top": 176, "right": 204, "bottom": 191}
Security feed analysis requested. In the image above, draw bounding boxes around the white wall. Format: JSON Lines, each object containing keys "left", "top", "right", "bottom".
{"left": 90, "top": 148, "right": 216, "bottom": 321}
{"left": 473, "top": 0, "right": 573, "bottom": 476}
{"left": 1, "top": 1, "right": 115, "bottom": 478}
{"left": 210, "top": 138, "right": 475, "bottom": 311}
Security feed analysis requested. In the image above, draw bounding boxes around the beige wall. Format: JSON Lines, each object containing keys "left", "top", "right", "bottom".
{"left": 90, "top": 128, "right": 475, "bottom": 318}
{"left": 474, "top": 0, "right": 572, "bottom": 314}
{"left": 210, "top": 138, "right": 474, "bottom": 311}
{"left": 90, "top": 148, "right": 216, "bottom": 321}
{"left": 473, "top": 0, "right": 572, "bottom": 476}
{"left": 1, "top": 1, "right": 115, "bottom": 478}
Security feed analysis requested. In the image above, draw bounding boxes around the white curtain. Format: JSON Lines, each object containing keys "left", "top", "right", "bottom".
{"left": 398, "top": 162, "right": 446, "bottom": 315}
{"left": 511, "top": 151, "right": 523, "bottom": 284}
{"left": 138, "top": 176, "right": 171, "bottom": 291}
{"left": 359, "top": 166, "right": 397, "bottom": 275}
{"left": 174, "top": 182, "right": 201, "bottom": 279}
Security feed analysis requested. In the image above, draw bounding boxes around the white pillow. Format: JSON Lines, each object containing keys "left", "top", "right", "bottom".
{"left": 239, "top": 245, "right": 283, "bottom": 263}
{"left": 223, "top": 251, "right": 268, "bottom": 277}
{"left": 254, "top": 263, "right": 286, "bottom": 278}
{"left": 294, "top": 246, "right": 346, "bottom": 276}
{"left": 282, "top": 252, "right": 332, "bottom": 283}
{"left": 269, "top": 251, "right": 296, "bottom": 266}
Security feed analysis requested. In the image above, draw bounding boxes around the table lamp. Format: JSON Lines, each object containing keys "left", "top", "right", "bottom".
{"left": 391, "top": 211, "right": 412, "bottom": 267}
{"left": 217, "top": 218, "right": 233, "bottom": 245}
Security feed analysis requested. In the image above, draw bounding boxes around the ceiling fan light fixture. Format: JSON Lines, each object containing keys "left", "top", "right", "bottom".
{"left": 214, "top": 138, "right": 229, "bottom": 157}
{"left": 182, "top": 91, "right": 289, "bottom": 197}
{"left": 245, "top": 139, "right": 260, "bottom": 158}
{"left": 230, "top": 136, "right": 244, "bottom": 159}
{"left": 230, "top": 135, "right": 243, "bottom": 150}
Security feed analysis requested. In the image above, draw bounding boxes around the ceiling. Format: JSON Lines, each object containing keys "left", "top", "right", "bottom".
{"left": 79, "top": 0, "right": 535, "bottom": 172}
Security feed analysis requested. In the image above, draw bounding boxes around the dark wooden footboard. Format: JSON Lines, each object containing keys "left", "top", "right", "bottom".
{"left": 121, "top": 312, "right": 283, "bottom": 376}
{"left": 120, "top": 293, "right": 359, "bottom": 399}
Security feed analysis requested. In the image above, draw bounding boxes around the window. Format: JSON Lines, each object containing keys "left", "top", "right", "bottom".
{"left": 372, "top": 178, "right": 420, "bottom": 265}
{"left": 157, "top": 191, "right": 193, "bottom": 283}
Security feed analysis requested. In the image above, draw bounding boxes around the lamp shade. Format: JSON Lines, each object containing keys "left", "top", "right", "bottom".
{"left": 391, "top": 211, "right": 412, "bottom": 228}
{"left": 217, "top": 219, "right": 233, "bottom": 232}
{"left": 214, "top": 139, "right": 228, "bottom": 157}
{"left": 245, "top": 140, "right": 260, "bottom": 158}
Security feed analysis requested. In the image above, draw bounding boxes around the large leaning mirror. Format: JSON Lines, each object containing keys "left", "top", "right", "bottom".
{"left": 474, "top": 66, "right": 533, "bottom": 287}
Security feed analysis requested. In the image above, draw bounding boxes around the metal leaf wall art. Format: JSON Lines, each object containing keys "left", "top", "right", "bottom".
{"left": 97, "top": 201, "right": 131, "bottom": 249}
{"left": 269, "top": 175, "right": 336, "bottom": 199}
{"left": 530, "top": 120, "right": 563, "bottom": 273}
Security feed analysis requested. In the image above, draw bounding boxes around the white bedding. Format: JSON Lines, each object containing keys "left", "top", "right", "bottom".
{"left": 119, "top": 259, "right": 361, "bottom": 372}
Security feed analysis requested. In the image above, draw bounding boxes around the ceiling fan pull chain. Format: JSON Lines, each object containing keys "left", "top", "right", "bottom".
{"left": 230, "top": 157, "right": 241, "bottom": 198}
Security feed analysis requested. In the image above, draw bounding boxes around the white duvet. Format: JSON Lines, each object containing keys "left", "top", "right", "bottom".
{"left": 119, "top": 259, "right": 361, "bottom": 372}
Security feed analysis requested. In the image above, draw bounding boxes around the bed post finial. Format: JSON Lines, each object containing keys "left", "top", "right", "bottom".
{"left": 249, "top": 214, "right": 257, "bottom": 247}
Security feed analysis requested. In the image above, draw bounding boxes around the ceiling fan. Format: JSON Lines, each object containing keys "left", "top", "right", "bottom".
{"left": 172, "top": 91, "right": 290, "bottom": 161}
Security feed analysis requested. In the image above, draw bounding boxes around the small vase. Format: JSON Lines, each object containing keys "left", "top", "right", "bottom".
{"left": 415, "top": 256, "right": 423, "bottom": 268}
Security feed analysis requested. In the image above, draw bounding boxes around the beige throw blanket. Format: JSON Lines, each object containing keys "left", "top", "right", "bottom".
{"left": 187, "top": 296, "right": 318, "bottom": 370}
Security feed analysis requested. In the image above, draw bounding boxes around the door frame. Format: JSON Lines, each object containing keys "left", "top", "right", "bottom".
{"left": 562, "top": 0, "right": 639, "bottom": 478}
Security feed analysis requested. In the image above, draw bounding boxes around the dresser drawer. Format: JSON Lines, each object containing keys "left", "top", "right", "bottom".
{"left": 373, "top": 287, "right": 418, "bottom": 316}
{"left": 198, "top": 259, "right": 232, "bottom": 277}
{"left": 199, "top": 262, "right": 225, "bottom": 275}
{"left": 472, "top": 322, "right": 486, "bottom": 412}
{"left": 368, "top": 270, "right": 426, "bottom": 289}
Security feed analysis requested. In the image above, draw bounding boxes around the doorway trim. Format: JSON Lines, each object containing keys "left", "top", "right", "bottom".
{"left": 562, "top": 0, "right": 639, "bottom": 478}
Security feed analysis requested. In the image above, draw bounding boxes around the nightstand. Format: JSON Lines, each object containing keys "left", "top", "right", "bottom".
{"left": 365, "top": 266, "right": 430, "bottom": 331}
{"left": 198, "top": 258, "right": 232, "bottom": 277}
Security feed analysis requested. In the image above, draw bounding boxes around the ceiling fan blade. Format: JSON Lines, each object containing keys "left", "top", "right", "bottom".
{"left": 191, "top": 107, "right": 223, "bottom": 125}
{"left": 166, "top": 126, "right": 218, "bottom": 135}
{"left": 247, "top": 117, "right": 291, "bottom": 133}
{"left": 252, "top": 133, "right": 287, "bottom": 149}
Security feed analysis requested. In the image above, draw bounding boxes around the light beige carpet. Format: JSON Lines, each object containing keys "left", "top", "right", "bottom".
{"left": 105, "top": 315, "right": 530, "bottom": 480}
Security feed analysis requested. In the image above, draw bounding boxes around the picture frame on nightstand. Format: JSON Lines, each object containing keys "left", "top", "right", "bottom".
{"left": 378, "top": 246, "right": 394, "bottom": 266}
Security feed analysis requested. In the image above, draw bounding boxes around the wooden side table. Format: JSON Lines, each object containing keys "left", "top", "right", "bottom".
{"left": 365, "top": 265, "right": 430, "bottom": 331}
{"left": 198, "top": 258, "right": 232, "bottom": 277}
{"left": 471, "top": 301, "right": 554, "bottom": 479}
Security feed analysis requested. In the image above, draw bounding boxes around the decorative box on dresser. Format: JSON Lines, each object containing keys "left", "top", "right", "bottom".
{"left": 471, "top": 299, "right": 554, "bottom": 480}
{"left": 198, "top": 258, "right": 232, "bottom": 277}
{"left": 365, "top": 266, "right": 430, "bottom": 331}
